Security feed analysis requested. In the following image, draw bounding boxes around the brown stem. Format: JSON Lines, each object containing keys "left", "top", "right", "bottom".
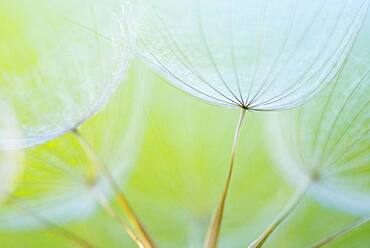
{"left": 73, "top": 130, "right": 156, "bottom": 248}
{"left": 204, "top": 108, "right": 247, "bottom": 248}
{"left": 311, "top": 216, "right": 370, "bottom": 248}
{"left": 248, "top": 180, "right": 311, "bottom": 248}
{"left": 92, "top": 188, "right": 144, "bottom": 247}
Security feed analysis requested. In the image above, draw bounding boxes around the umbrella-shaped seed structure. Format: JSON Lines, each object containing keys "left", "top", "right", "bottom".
{"left": 134, "top": 0, "right": 370, "bottom": 246}
{"left": 136, "top": 0, "right": 368, "bottom": 111}
{"left": 0, "top": 0, "right": 131, "bottom": 149}
{"left": 0, "top": 1, "right": 155, "bottom": 247}
{"left": 267, "top": 27, "right": 370, "bottom": 246}
{"left": 269, "top": 57, "right": 370, "bottom": 215}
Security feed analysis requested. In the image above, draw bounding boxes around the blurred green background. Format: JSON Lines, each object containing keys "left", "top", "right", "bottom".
{"left": 0, "top": 1, "right": 369, "bottom": 247}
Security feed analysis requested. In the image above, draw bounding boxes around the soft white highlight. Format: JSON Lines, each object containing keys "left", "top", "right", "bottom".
{"left": 0, "top": 102, "right": 23, "bottom": 203}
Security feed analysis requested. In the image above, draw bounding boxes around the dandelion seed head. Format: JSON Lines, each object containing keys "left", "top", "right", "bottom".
{"left": 0, "top": 1, "right": 133, "bottom": 149}
{"left": 134, "top": 0, "right": 369, "bottom": 110}
{"left": 268, "top": 52, "right": 370, "bottom": 214}
{"left": 0, "top": 67, "right": 151, "bottom": 228}
{"left": 0, "top": 0, "right": 141, "bottom": 227}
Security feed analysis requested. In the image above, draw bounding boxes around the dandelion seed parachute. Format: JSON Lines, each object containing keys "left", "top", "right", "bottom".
{"left": 268, "top": 54, "right": 370, "bottom": 214}
{"left": 0, "top": 66, "right": 150, "bottom": 228}
{"left": 134, "top": 1, "right": 370, "bottom": 245}
{"left": 135, "top": 0, "right": 369, "bottom": 110}
{"left": 0, "top": 0, "right": 133, "bottom": 149}
{"left": 0, "top": 0, "right": 145, "bottom": 228}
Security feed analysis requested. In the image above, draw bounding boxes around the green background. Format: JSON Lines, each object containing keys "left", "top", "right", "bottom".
{"left": 0, "top": 1, "right": 369, "bottom": 247}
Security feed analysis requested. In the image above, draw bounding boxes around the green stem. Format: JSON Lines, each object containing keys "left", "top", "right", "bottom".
{"left": 248, "top": 180, "right": 311, "bottom": 248}
{"left": 311, "top": 216, "right": 370, "bottom": 248}
{"left": 72, "top": 130, "right": 156, "bottom": 248}
{"left": 204, "top": 108, "right": 247, "bottom": 248}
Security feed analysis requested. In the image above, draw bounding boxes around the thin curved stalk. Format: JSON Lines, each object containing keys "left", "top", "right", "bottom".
{"left": 248, "top": 180, "right": 311, "bottom": 248}
{"left": 13, "top": 202, "right": 96, "bottom": 248}
{"left": 92, "top": 188, "right": 144, "bottom": 248}
{"left": 72, "top": 130, "right": 156, "bottom": 248}
{"left": 311, "top": 216, "right": 370, "bottom": 248}
{"left": 34, "top": 214, "right": 97, "bottom": 248}
{"left": 204, "top": 108, "right": 247, "bottom": 248}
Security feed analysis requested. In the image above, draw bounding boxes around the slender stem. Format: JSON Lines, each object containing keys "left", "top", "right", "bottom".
{"left": 92, "top": 188, "right": 144, "bottom": 248}
{"left": 14, "top": 203, "right": 96, "bottom": 248}
{"left": 248, "top": 180, "right": 311, "bottom": 248}
{"left": 204, "top": 108, "right": 247, "bottom": 248}
{"left": 311, "top": 216, "right": 370, "bottom": 248}
{"left": 37, "top": 215, "right": 97, "bottom": 248}
{"left": 72, "top": 130, "right": 156, "bottom": 248}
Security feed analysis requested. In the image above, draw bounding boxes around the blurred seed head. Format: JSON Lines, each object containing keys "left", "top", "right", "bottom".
{"left": 268, "top": 52, "right": 370, "bottom": 214}
{"left": 0, "top": 64, "right": 151, "bottom": 228}
{"left": 0, "top": 0, "right": 133, "bottom": 149}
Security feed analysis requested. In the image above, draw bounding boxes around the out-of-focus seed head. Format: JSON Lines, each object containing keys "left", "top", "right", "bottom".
{"left": 0, "top": 0, "right": 133, "bottom": 149}
{"left": 268, "top": 53, "right": 370, "bottom": 214}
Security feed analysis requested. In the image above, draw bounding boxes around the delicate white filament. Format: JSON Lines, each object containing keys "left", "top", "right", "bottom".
{"left": 0, "top": 0, "right": 133, "bottom": 149}
{"left": 268, "top": 44, "right": 370, "bottom": 214}
{"left": 0, "top": 67, "right": 150, "bottom": 228}
{"left": 135, "top": 0, "right": 369, "bottom": 110}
